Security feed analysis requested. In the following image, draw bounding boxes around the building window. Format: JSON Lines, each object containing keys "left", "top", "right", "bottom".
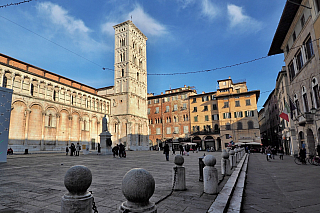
{"left": 121, "top": 69, "right": 124, "bottom": 77}
{"left": 148, "top": 108, "right": 150, "bottom": 114}
{"left": 294, "top": 95, "right": 301, "bottom": 116}
{"left": 246, "top": 99, "right": 251, "bottom": 106}
{"left": 212, "top": 114, "right": 219, "bottom": 120}
{"left": 202, "top": 96, "right": 209, "bottom": 102}
{"left": 165, "top": 106, "right": 170, "bottom": 112}
{"left": 30, "top": 83, "right": 34, "bottom": 96}
{"left": 156, "top": 128, "right": 161, "bottom": 135}
{"left": 194, "top": 116, "right": 198, "bottom": 122}
{"left": 236, "top": 89, "right": 240, "bottom": 93}
{"left": 184, "top": 126, "right": 189, "bottom": 134}
{"left": 296, "top": 51, "right": 303, "bottom": 71}
{"left": 148, "top": 100, "right": 151, "bottom": 105}
{"left": 166, "top": 127, "right": 171, "bottom": 134}
{"left": 304, "top": 36, "right": 314, "bottom": 61}
{"left": 237, "top": 122, "right": 243, "bottom": 130}
{"left": 174, "top": 127, "right": 179, "bottom": 134}
{"left": 173, "top": 104, "right": 178, "bottom": 111}
{"left": 248, "top": 121, "right": 254, "bottom": 129}
{"left": 204, "top": 106, "right": 208, "bottom": 111}
{"left": 182, "top": 103, "right": 187, "bottom": 110}
{"left": 205, "top": 115, "right": 209, "bottom": 121}
{"left": 300, "top": 14, "right": 305, "bottom": 28}
{"left": 312, "top": 78, "right": 320, "bottom": 108}
{"left": 212, "top": 104, "right": 217, "bottom": 110}
{"left": 245, "top": 111, "right": 254, "bottom": 117}
{"left": 154, "top": 99, "right": 159, "bottom": 104}
{"left": 174, "top": 116, "right": 178, "bottom": 123}
{"left": 234, "top": 111, "right": 243, "bottom": 118}
{"left": 235, "top": 101, "right": 240, "bottom": 107}
{"left": 302, "top": 87, "right": 309, "bottom": 112}
{"left": 288, "top": 61, "right": 295, "bottom": 81}
{"left": 223, "top": 102, "right": 229, "bottom": 108}
{"left": 223, "top": 113, "right": 231, "bottom": 119}
{"left": 155, "top": 107, "right": 159, "bottom": 114}
{"left": 48, "top": 114, "right": 52, "bottom": 127}
{"left": 192, "top": 98, "right": 197, "bottom": 103}
{"left": 193, "top": 107, "right": 197, "bottom": 112}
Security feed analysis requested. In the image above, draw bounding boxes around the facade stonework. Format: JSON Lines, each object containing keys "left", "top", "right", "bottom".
{"left": 97, "top": 20, "right": 149, "bottom": 150}
{"left": 0, "top": 54, "right": 110, "bottom": 152}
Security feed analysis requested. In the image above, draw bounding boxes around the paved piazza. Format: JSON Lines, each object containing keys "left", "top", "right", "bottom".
{"left": 0, "top": 151, "right": 224, "bottom": 213}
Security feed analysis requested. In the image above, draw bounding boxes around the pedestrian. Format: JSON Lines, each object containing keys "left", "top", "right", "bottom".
{"left": 179, "top": 144, "right": 183, "bottom": 155}
{"left": 186, "top": 145, "right": 190, "bottom": 156}
{"left": 119, "top": 143, "right": 125, "bottom": 158}
{"left": 112, "top": 144, "right": 119, "bottom": 158}
{"left": 172, "top": 147, "right": 175, "bottom": 155}
{"left": 75, "top": 142, "right": 81, "bottom": 156}
{"left": 317, "top": 144, "right": 320, "bottom": 157}
{"left": 163, "top": 143, "right": 170, "bottom": 161}
{"left": 266, "top": 146, "right": 272, "bottom": 161}
{"left": 299, "top": 147, "right": 306, "bottom": 164}
{"left": 278, "top": 146, "right": 284, "bottom": 160}
{"left": 97, "top": 143, "right": 101, "bottom": 155}
{"left": 70, "top": 143, "right": 75, "bottom": 156}
{"left": 271, "top": 146, "right": 277, "bottom": 159}
{"left": 66, "top": 146, "right": 69, "bottom": 156}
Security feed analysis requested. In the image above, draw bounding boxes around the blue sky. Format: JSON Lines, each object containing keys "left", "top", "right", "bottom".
{"left": 0, "top": 0, "right": 286, "bottom": 110}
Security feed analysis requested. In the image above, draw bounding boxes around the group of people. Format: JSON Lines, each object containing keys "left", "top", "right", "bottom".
{"left": 7, "top": 147, "right": 13, "bottom": 155}
{"left": 66, "top": 143, "right": 81, "bottom": 156}
{"left": 112, "top": 143, "right": 126, "bottom": 158}
{"left": 264, "top": 146, "right": 285, "bottom": 161}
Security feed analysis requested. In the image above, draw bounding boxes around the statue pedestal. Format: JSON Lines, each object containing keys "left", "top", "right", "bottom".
{"left": 99, "top": 131, "right": 112, "bottom": 155}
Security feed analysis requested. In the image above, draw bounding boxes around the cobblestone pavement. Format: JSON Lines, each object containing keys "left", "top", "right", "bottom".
{"left": 0, "top": 151, "right": 225, "bottom": 213}
{"left": 242, "top": 153, "right": 320, "bottom": 213}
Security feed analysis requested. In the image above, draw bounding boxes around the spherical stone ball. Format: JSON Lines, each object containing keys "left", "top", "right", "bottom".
{"left": 229, "top": 150, "right": 235, "bottom": 155}
{"left": 64, "top": 165, "right": 92, "bottom": 195}
{"left": 235, "top": 148, "right": 238, "bottom": 153}
{"left": 122, "top": 168, "right": 155, "bottom": 203}
{"left": 222, "top": 151, "right": 229, "bottom": 159}
{"left": 174, "top": 155, "right": 184, "bottom": 166}
{"left": 203, "top": 155, "right": 216, "bottom": 166}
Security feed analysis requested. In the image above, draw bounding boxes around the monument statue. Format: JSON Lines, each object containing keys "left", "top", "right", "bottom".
{"left": 102, "top": 115, "right": 108, "bottom": 132}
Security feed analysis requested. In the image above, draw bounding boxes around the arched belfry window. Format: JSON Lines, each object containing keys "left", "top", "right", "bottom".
{"left": 137, "top": 72, "right": 139, "bottom": 81}
{"left": 122, "top": 69, "right": 124, "bottom": 77}
{"left": 48, "top": 114, "right": 52, "bottom": 127}
{"left": 2, "top": 75, "right": 7, "bottom": 88}
{"left": 312, "top": 77, "right": 320, "bottom": 108}
{"left": 30, "top": 83, "right": 34, "bottom": 96}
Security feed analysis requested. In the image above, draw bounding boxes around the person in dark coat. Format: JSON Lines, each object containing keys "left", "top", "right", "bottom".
{"left": 278, "top": 146, "right": 284, "bottom": 160}
{"left": 179, "top": 144, "right": 183, "bottom": 155}
{"left": 299, "top": 147, "right": 306, "bottom": 164}
{"left": 163, "top": 143, "right": 170, "bottom": 161}
{"left": 317, "top": 144, "right": 320, "bottom": 157}
{"left": 119, "top": 143, "right": 125, "bottom": 158}
{"left": 112, "top": 144, "right": 119, "bottom": 158}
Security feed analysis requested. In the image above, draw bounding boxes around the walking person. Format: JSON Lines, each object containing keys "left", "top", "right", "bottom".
{"left": 70, "top": 143, "right": 75, "bottom": 156}
{"left": 179, "top": 144, "right": 183, "bottom": 155}
{"left": 299, "top": 147, "right": 306, "bottom": 164}
{"left": 317, "top": 144, "right": 320, "bottom": 157}
{"left": 172, "top": 147, "right": 175, "bottom": 155}
{"left": 278, "top": 146, "right": 284, "bottom": 160}
{"left": 163, "top": 143, "right": 170, "bottom": 161}
{"left": 119, "top": 143, "right": 125, "bottom": 158}
{"left": 75, "top": 142, "right": 81, "bottom": 156}
{"left": 112, "top": 144, "right": 119, "bottom": 158}
{"left": 66, "top": 146, "right": 69, "bottom": 156}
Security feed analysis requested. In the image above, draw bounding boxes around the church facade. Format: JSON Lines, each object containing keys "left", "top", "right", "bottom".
{"left": 0, "top": 20, "right": 149, "bottom": 152}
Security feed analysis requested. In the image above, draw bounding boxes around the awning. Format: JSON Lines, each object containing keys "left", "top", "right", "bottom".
{"left": 235, "top": 142, "right": 262, "bottom": 146}
{"left": 181, "top": 142, "right": 197, "bottom": 145}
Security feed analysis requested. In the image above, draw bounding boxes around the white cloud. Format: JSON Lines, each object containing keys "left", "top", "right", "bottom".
{"left": 227, "top": 4, "right": 262, "bottom": 33}
{"left": 201, "top": 0, "right": 219, "bottom": 20}
{"left": 36, "top": 2, "right": 107, "bottom": 52}
{"left": 177, "top": 0, "right": 196, "bottom": 9}
{"left": 101, "top": 4, "right": 168, "bottom": 37}
{"left": 37, "top": 2, "right": 90, "bottom": 34}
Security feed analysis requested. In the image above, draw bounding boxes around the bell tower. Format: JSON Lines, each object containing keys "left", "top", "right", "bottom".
{"left": 111, "top": 20, "right": 149, "bottom": 150}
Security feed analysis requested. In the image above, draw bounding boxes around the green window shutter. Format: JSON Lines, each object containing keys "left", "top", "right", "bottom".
{"left": 234, "top": 112, "right": 237, "bottom": 118}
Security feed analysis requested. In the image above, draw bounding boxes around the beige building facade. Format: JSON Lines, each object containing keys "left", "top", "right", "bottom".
{"left": 0, "top": 53, "right": 110, "bottom": 152}
{"left": 269, "top": 0, "right": 320, "bottom": 155}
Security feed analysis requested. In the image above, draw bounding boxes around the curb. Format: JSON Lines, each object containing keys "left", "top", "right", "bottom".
{"left": 207, "top": 153, "right": 248, "bottom": 213}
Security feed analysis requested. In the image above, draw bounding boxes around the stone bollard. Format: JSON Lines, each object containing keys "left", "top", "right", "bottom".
{"left": 203, "top": 155, "right": 218, "bottom": 195}
{"left": 221, "top": 150, "right": 232, "bottom": 176}
{"left": 229, "top": 150, "right": 236, "bottom": 168}
{"left": 173, "top": 155, "right": 186, "bottom": 191}
{"left": 61, "top": 165, "right": 93, "bottom": 213}
{"left": 119, "top": 168, "right": 156, "bottom": 213}
{"left": 235, "top": 148, "right": 240, "bottom": 163}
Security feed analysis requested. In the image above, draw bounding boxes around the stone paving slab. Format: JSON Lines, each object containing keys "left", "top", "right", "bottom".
{"left": 0, "top": 151, "right": 227, "bottom": 213}
{"left": 242, "top": 153, "right": 320, "bottom": 213}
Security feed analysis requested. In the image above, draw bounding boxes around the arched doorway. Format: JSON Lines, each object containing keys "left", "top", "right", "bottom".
{"left": 298, "top": 131, "right": 305, "bottom": 148}
{"left": 307, "top": 129, "right": 315, "bottom": 155}
{"left": 204, "top": 136, "right": 215, "bottom": 151}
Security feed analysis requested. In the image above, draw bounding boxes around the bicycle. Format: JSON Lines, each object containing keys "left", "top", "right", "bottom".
{"left": 307, "top": 155, "right": 320, "bottom": 166}
{"left": 294, "top": 154, "right": 306, "bottom": 165}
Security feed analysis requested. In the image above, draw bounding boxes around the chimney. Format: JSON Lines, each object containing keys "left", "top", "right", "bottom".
{"left": 161, "top": 92, "right": 163, "bottom": 95}
{"left": 202, "top": 91, "right": 205, "bottom": 94}
{"left": 229, "top": 76, "right": 231, "bottom": 79}
{"left": 184, "top": 85, "right": 186, "bottom": 87}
